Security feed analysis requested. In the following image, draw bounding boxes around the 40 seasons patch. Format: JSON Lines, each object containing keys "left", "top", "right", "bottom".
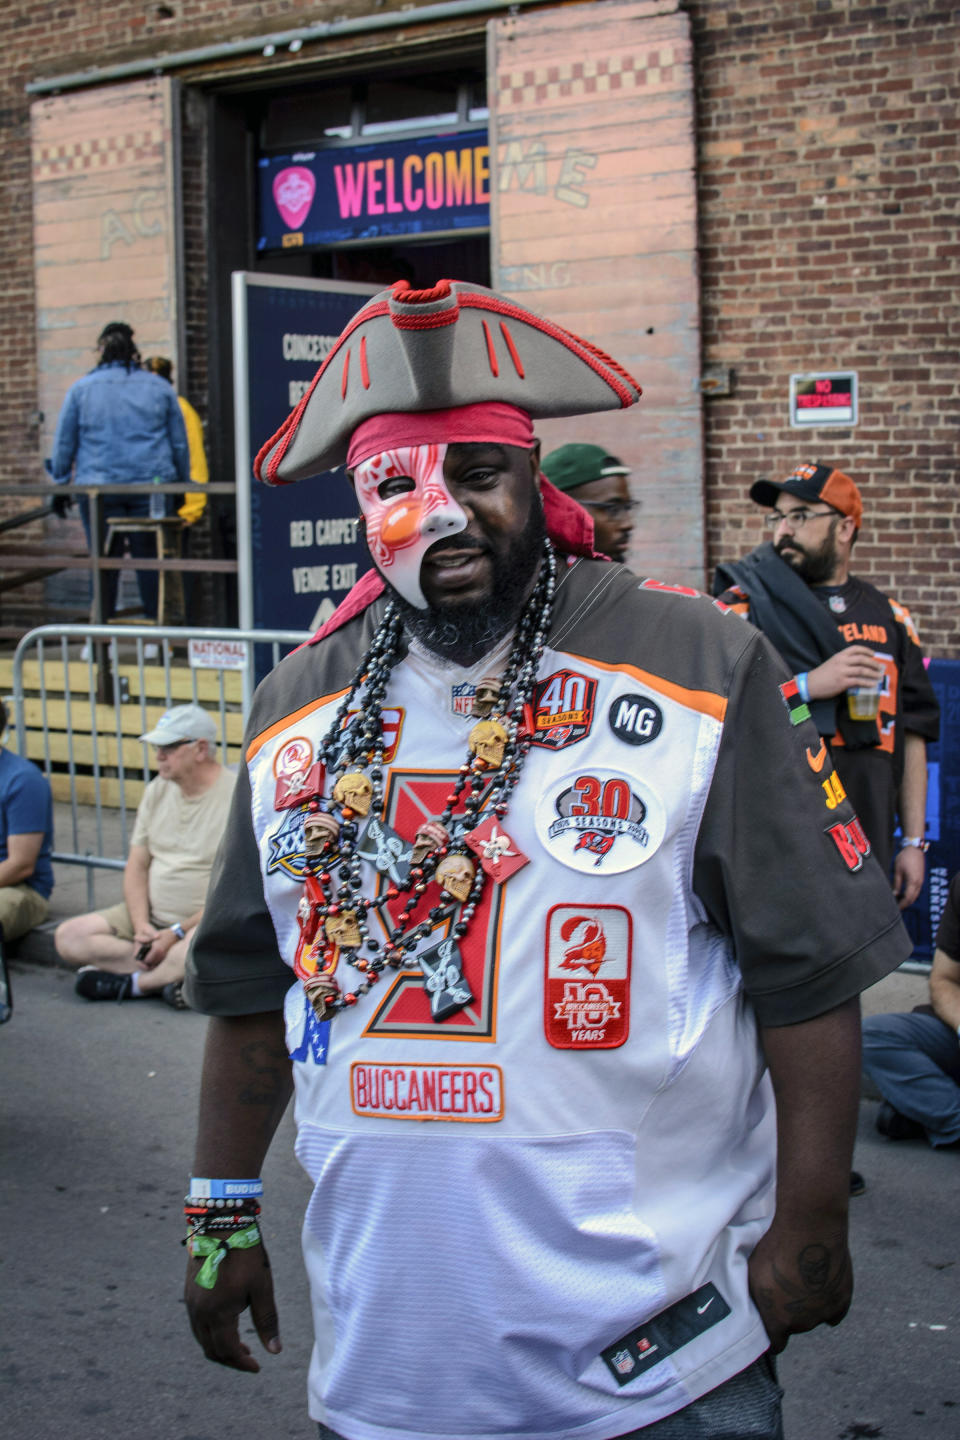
{"left": 535, "top": 768, "right": 667, "bottom": 875}
{"left": 350, "top": 1061, "right": 504, "bottom": 1121}
{"left": 544, "top": 904, "right": 631, "bottom": 1049}
{"left": 530, "top": 669, "right": 597, "bottom": 750}
{"left": 827, "top": 815, "right": 871, "bottom": 872}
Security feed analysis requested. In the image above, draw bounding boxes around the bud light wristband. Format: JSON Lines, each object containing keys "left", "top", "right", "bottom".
{"left": 189, "top": 1178, "right": 263, "bottom": 1199}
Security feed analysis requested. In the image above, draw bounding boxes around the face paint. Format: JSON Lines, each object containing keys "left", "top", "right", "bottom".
{"left": 353, "top": 444, "right": 468, "bottom": 608}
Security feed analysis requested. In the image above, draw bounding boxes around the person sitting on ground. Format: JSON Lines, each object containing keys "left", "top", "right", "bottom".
{"left": 55, "top": 704, "right": 235, "bottom": 1007}
{"left": 0, "top": 698, "right": 54, "bottom": 946}
{"left": 540, "top": 442, "right": 636, "bottom": 563}
{"left": 862, "top": 870, "right": 960, "bottom": 1148}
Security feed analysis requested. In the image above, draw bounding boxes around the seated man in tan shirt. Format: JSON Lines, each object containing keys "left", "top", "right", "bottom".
{"left": 55, "top": 704, "right": 235, "bottom": 1008}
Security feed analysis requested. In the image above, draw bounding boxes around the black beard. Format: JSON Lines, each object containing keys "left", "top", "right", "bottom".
{"left": 775, "top": 525, "right": 839, "bottom": 586}
{"left": 386, "top": 502, "right": 548, "bottom": 666}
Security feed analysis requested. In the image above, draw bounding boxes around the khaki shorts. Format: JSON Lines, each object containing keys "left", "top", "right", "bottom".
{"left": 97, "top": 899, "right": 161, "bottom": 941}
{"left": 0, "top": 883, "right": 50, "bottom": 944}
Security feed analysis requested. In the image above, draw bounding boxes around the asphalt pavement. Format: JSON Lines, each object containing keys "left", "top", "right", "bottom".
{"left": 2, "top": 959, "right": 957, "bottom": 1440}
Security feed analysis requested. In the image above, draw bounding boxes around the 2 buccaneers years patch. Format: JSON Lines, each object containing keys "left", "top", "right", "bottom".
{"left": 544, "top": 904, "right": 631, "bottom": 1049}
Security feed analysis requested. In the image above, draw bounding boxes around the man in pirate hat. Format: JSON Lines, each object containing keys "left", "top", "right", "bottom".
{"left": 184, "top": 281, "right": 908, "bottom": 1439}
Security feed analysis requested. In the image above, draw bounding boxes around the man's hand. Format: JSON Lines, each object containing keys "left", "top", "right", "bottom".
{"left": 893, "top": 845, "right": 925, "bottom": 910}
{"left": 132, "top": 923, "right": 160, "bottom": 966}
{"left": 185, "top": 1240, "right": 282, "bottom": 1373}
{"left": 748, "top": 1214, "right": 852, "bottom": 1353}
{"left": 806, "top": 646, "right": 883, "bottom": 701}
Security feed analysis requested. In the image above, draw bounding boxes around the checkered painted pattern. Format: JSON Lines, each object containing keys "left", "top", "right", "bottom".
{"left": 497, "top": 50, "right": 677, "bottom": 109}
{"left": 33, "top": 131, "right": 163, "bottom": 182}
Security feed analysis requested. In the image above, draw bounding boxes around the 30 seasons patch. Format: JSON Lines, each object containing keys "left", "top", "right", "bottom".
{"left": 544, "top": 904, "right": 631, "bottom": 1048}
{"left": 535, "top": 768, "right": 667, "bottom": 874}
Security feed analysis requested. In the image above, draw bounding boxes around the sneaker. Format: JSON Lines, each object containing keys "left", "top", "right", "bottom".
{"left": 161, "top": 980, "right": 188, "bottom": 1010}
{"left": 75, "top": 966, "right": 132, "bottom": 1001}
{"left": 876, "top": 1100, "right": 926, "bottom": 1141}
{"left": 849, "top": 1170, "right": 866, "bottom": 1197}
{"left": 143, "top": 642, "right": 159, "bottom": 661}
{"left": 79, "top": 641, "right": 92, "bottom": 662}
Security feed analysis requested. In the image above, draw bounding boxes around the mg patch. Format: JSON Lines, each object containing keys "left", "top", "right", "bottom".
{"left": 544, "top": 904, "right": 631, "bottom": 1049}
{"left": 531, "top": 669, "right": 597, "bottom": 750}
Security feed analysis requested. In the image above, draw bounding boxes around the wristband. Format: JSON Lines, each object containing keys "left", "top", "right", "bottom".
{"left": 795, "top": 672, "right": 810, "bottom": 704}
{"left": 189, "top": 1177, "right": 263, "bottom": 1199}
{"left": 899, "top": 836, "right": 929, "bottom": 852}
{"left": 170, "top": 921, "right": 186, "bottom": 940}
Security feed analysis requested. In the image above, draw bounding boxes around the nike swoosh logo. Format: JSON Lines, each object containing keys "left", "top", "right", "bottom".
{"left": 696, "top": 1298, "right": 714, "bottom": 1316}
{"left": 806, "top": 740, "right": 828, "bottom": 773}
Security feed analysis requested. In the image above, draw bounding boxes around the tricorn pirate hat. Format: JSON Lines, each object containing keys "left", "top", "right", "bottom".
{"left": 255, "top": 279, "right": 642, "bottom": 484}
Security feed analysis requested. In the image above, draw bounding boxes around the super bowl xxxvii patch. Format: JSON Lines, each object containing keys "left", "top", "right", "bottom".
{"left": 534, "top": 769, "right": 666, "bottom": 875}
{"left": 544, "top": 904, "right": 631, "bottom": 1049}
{"left": 601, "top": 1284, "right": 731, "bottom": 1387}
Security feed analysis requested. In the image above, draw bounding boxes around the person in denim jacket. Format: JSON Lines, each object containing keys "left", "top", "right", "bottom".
{"left": 50, "top": 321, "right": 190, "bottom": 622}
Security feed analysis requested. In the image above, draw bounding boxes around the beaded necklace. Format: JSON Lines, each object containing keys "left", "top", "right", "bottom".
{"left": 296, "top": 538, "right": 557, "bottom": 1022}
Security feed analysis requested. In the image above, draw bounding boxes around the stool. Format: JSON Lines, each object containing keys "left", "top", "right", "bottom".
{"left": 102, "top": 515, "right": 185, "bottom": 625}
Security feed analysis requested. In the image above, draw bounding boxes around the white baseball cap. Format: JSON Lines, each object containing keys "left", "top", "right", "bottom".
{"left": 139, "top": 704, "right": 217, "bottom": 746}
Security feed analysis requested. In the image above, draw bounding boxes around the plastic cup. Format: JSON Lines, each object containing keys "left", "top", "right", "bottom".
{"left": 847, "top": 684, "right": 881, "bottom": 721}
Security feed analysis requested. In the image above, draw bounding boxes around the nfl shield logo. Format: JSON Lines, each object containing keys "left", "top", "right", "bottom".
{"left": 612, "top": 1348, "right": 635, "bottom": 1375}
{"left": 451, "top": 682, "right": 477, "bottom": 717}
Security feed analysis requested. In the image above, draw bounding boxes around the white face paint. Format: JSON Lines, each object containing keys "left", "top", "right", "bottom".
{"left": 352, "top": 443, "right": 468, "bottom": 608}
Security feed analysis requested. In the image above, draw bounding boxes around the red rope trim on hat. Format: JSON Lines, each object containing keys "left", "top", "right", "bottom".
{"left": 392, "top": 279, "right": 452, "bottom": 304}
{"left": 256, "top": 302, "right": 390, "bottom": 483}
{"left": 391, "top": 308, "right": 459, "bottom": 330}
{"left": 360, "top": 335, "right": 370, "bottom": 390}
{"left": 458, "top": 294, "right": 640, "bottom": 407}
{"left": 482, "top": 319, "right": 499, "bottom": 377}
{"left": 341, "top": 349, "right": 350, "bottom": 400}
{"left": 499, "top": 322, "right": 525, "bottom": 378}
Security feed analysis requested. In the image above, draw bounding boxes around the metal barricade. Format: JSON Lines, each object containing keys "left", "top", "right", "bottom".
{"left": 10, "top": 622, "right": 309, "bottom": 908}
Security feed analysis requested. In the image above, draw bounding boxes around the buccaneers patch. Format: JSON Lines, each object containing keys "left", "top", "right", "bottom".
{"left": 544, "top": 904, "right": 631, "bottom": 1049}
{"left": 535, "top": 768, "right": 667, "bottom": 874}
{"left": 530, "top": 669, "right": 597, "bottom": 750}
{"left": 827, "top": 816, "right": 871, "bottom": 871}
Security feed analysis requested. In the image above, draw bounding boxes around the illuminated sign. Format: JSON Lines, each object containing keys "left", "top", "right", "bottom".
{"left": 258, "top": 130, "right": 490, "bottom": 250}
{"left": 789, "top": 371, "right": 858, "bottom": 428}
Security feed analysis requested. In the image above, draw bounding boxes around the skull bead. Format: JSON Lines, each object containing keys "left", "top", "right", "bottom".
{"left": 469, "top": 718, "right": 508, "bottom": 768}
{"left": 303, "top": 972, "right": 340, "bottom": 1020}
{"left": 303, "top": 811, "right": 340, "bottom": 857}
{"left": 436, "top": 853, "right": 476, "bottom": 903}
{"left": 324, "top": 910, "right": 361, "bottom": 948}
{"left": 472, "top": 676, "right": 502, "bottom": 718}
{"left": 333, "top": 771, "right": 374, "bottom": 817}
{"left": 412, "top": 819, "right": 450, "bottom": 865}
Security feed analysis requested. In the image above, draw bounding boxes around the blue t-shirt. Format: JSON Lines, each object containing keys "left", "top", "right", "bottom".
{"left": 0, "top": 748, "right": 54, "bottom": 899}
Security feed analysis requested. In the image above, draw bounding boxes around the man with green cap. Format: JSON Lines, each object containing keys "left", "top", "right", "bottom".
{"left": 541, "top": 441, "right": 636, "bottom": 562}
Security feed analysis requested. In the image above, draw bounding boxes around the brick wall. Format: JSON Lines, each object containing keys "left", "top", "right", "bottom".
{"left": 1, "top": 0, "right": 958, "bottom": 651}
{"left": 688, "top": 0, "right": 960, "bottom": 656}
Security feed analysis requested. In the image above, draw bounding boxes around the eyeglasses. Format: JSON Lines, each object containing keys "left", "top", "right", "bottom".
{"left": 579, "top": 500, "right": 639, "bottom": 519}
{"left": 155, "top": 739, "right": 194, "bottom": 754}
{"left": 766, "top": 507, "right": 838, "bottom": 532}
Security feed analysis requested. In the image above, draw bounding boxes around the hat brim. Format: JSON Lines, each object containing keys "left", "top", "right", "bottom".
{"left": 749, "top": 478, "right": 827, "bottom": 509}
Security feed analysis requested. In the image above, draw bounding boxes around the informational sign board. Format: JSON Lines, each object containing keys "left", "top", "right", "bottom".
{"left": 188, "top": 638, "right": 248, "bottom": 671}
{"left": 232, "top": 274, "right": 378, "bottom": 678}
{"left": 789, "top": 371, "right": 858, "bottom": 427}
{"left": 257, "top": 130, "right": 489, "bottom": 251}
{"left": 900, "top": 659, "right": 960, "bottom": 966}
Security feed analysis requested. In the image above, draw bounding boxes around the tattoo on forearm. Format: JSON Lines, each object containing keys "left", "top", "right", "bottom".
{"left": 237, "top": 1040, "right": 292, "bottom": 1107}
